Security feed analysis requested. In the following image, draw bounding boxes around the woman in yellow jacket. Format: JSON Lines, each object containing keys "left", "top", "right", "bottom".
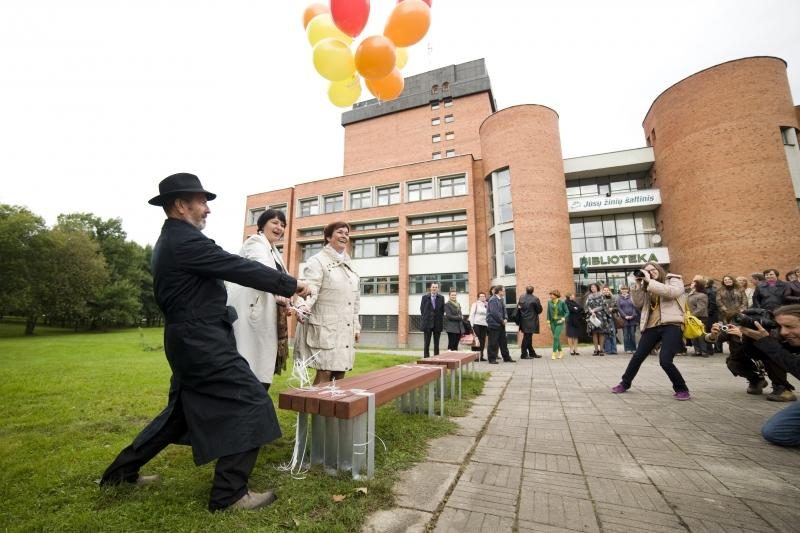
{"left": 547, "top": 289, "right": 569, "bottom": 359}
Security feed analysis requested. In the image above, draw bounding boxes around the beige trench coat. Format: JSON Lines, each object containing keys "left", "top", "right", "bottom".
{"left": 631, "top": 273, "right": 686, "bottom": 332}
{"left": 226, "top": 233, "right": 286, "bottom": 383}
{"left": 294, "top": 245, "right": 361, "bottom": 372}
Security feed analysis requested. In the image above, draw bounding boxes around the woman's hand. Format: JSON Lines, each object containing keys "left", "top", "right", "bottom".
{"left": 739, "top": 322, "right": 769, "bottom": 341}
{"left": 275, "top": 295, "right": 290, "bottom": 306}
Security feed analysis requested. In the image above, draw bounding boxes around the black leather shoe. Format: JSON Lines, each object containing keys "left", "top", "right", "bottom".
{"left": 488, "top": 360, "right": 499, "bottom": 365}
{"left": 532, "top": 354, "right": 542, "bottom": 358}
{"left": 503, "top": 359, "right": 516, "bottom": 363}
{"left": 479, "top": 356, "right": 487, "bottom": 361}
{"left": 520, "top": 355, "right": 530, "bottom": 359}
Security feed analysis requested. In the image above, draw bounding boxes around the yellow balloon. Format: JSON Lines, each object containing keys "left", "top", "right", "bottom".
{"left": 307, "top": 13, "right": 353, "bottom": 47}
{"left": 313, "top": 38, "right": 355, "bottom": 82}
{"left": 329, "top": 75, "right": 362, "bottom": 107}
{"left": 395, "top": 47, "right": 409, "bottom": 70}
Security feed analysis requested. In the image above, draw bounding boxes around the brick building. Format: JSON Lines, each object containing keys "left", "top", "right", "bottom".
{"left": 243, "top": 57, "right": 800, "bottom": 348}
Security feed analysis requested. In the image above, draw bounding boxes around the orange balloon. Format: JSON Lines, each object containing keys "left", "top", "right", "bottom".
{"left": 384, "top": 0, "right": 431, "bottom": 47}
{"left": 303, "top": 3, "right": 330, "bottom": 29}
{"left": 365, "top": 68, "right": 405, "bottom": 101}
{"left": 355, "top": 35, "right": 396, "bottom": 80}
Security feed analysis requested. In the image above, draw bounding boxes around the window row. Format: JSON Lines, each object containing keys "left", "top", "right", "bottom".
{"left": 360, "top": 315, "right": 399, "bottom": 332}
{"left": 410, "top": 229, "right": 467, "bottom": 254}
{"left": 297, "top": 175, "right": 467, "bottom": 217}
{"left": 353, "top": 235, "right": 399, "bottom": 258}
{"left": 409, "top": 272, "right": 468, "bottom": 294}
{"left": 431, "top": 114, "right": 454, "bottom": 126}
{"left": 566, "top": 172, "right": 650, "bottom": 198}
{"left": 360, "top": 276, "right": 399, "bottom": 295}
{"left": 432, "top": 132, "right": 455, "bottom": 143}
{"left": 351, "top": 220, "right": 399, "bottom": 231}
{"left": 569, "top": 212, "right": 657, "bottom": 252}
{"left": 432, "top": 149, "right": 456, "bottom": 160}
{"left": 248, "top": 204, "right": 287, "bottom": 225}
{"left": 408, "top": 211, "right": 467, "bottom": 225}
{"left": 430, "top": 96, "right": 453, "bottom": 110}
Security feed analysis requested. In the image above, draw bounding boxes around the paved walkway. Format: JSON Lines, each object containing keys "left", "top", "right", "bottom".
{"left": 363, "top": 350, "right": 800, "bottom": 533}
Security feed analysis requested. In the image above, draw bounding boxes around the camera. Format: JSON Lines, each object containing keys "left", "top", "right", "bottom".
{"left": 732, "top": 308, "right": 778, "bottom": 330}
{"left": 719, "top": 324, "right": 734, "bottom": 333}
{"left": 633, "top": 269, "right": 646, "bottom": 279}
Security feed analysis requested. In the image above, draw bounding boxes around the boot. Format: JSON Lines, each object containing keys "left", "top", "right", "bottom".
{"left": 557, "top": 350, "right": 564, "bottom": 359}
{"left": 766, "top": 387, "right": 798, "bottom": 402}
{"left": 135, "top": 474, "right": 161, "bottom": 487}
{"left": 551, "top": 352, "right": 556, "bottom": 360}
{"left": 230, "top": 490, "right": 277, "bottom": 511}
{"left": 746, "top": 377, "right": 768, "bottom": 395}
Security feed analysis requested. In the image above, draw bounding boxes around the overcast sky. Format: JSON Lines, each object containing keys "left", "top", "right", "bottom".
{"left": 2, "top": 0, "right": 799, "bottom": 253}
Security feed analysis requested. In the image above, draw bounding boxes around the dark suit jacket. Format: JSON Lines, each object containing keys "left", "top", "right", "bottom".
{"left": 420, "top": 292, "right": 445, "bottom": 332}
{"left": 132, "top": 218, "right": 297, "bottom": 465}
{"left": 516, "top": 294, "right": 543, "bottom": 334}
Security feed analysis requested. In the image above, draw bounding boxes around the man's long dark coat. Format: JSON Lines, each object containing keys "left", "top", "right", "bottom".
{"left": 131, "top": 218, "right": 297, "bottom": 465}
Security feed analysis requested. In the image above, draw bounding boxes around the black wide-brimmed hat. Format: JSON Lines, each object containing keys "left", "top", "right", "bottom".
{"left": 148, "top": 173, "right": 217, "bottom": 206}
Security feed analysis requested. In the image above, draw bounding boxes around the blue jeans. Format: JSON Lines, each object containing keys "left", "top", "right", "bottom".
{"left": 623, "top": 324, "right": 637, "bottom": 352}
{"left": 621, "top": 325, "right": 688, "bottom": 393}
{"left": 762, "top": 401, "right": 800, "bottom": 447}
{"left": 604, "top": 331, "right": 618, "bottom": 353}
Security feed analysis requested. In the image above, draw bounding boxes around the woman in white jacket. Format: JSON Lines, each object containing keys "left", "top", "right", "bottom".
{"left": 611, "top": 262, "right": 692, "bottom": 400}
{"left": 294, "top": 221, "right": 361, "bottom": 385}
{"left": 227, "top": 209, "right": 292, "bottom": 392}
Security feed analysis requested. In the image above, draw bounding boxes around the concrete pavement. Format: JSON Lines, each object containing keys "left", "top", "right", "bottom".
{"left": 363, "top": 349, "right": 800, "bottom": 533}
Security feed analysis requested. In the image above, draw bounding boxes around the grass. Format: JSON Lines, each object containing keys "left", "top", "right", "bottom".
{"left": 0, "top": 322, "right": 486, "bottom": 532}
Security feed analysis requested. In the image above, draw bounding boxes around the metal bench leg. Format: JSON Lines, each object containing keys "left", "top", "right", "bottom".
{"left": 458, "top": 364, "right": 463, "bottom": 401}
{"left": 439, "top": 369, "right": 445, "bottom": 417}
{"left": 338, "top": 418, "right": 354, "bottom": 473}
{"left": 324, "top": 417, "right": 339, "bottom": 475}
{"left": 450, "top": 368, "right": 456, "bottom": 400}
{"left": 352, "top": 412, "right": 367, "bottom": 478}
{"left": 401, "top": 392, "right": 409, "bottom": 413}
{"left": 311, "top": 414, "right": 325, "bottom": 465}
{"left": 428, "top": 381, "right": 434, "bottom": 417}
{"left": 352, "top": 392, "right": 375, "bottom": 480}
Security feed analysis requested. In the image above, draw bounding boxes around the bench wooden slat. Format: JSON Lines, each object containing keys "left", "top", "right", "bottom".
{"left": 333, "top": 367, "right": 441, "bottom": 418}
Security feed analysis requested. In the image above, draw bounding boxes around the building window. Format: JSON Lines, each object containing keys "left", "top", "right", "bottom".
{"left": 410, "top": 230, "right": 467, "bottom": 254}
{"left": 570, "top": 212, "right": 657, "bottom": 252}
{"left": 445, "top": 149, "right": 456, "bottom": 158}
{"left": 351, "top": 220, "right": 399, "bottom": 231}
{"left": 431, "top": 117, "right": 441, "bottom": 126}
{"left": 443, "top": 97, "right": 453, "bottom": 107}
{"left": 409, "top": 273, "right": 468, "bottom": 294}
{"left": 408, "top": 180, "right": 434, "bottom": 202}
{"left": 431, "top": 84, "right": 439, "bottom": 95}
{"left": 445, "top": 131, "right": 454, "bottom": 140}
{"left": 432, "top": 152, "right": 442, "bottom": 160}
{"left": 350, "top": 189, "right": 372, "bottom": 210}
{"left": 489, "top": 234, "right": 497, "bottom": 278}
{"left": 323, "top": 193, "right": 343, "bottom": 213}
{"left": 500, "top": 229, "right": 516, "bottom": 275}
{"left": 574, "top": 270, "right": 639, "bottom": 298}
{"left": 376, "top": 185, "right": 400, "bottom": 206}
{"left": 299, "top": 228, "right": 324, "bottom": 237}
{"left": 270, "top": 204, "right": 287, "bottom": 215}
{"left": 782, "top": 126, "right": 797, "bottom": 146}
{"left": 300, "top": 242, "right": 324, "bottom": 261}
{"left": 298, "top": 197, "right": 319, "bottom": 217}
{"left": 431, "top": 101, "right": 440, "bottom": 110}
{"left": 488, "top": 168, "right": 512, "bottom": 225}
{"left": 360, "top": 314, "right": 399, "bottom": 331}
{"left": 408, "top": 211, "right": 467, "bottom": 225}
{"left": 566, "top": 172, "right": 650, "bottom": 198}
{"left": 360, "top": 276, "right": 399, "bottom": 295}
{"left": 432, "top": 134, "right": 441, "bottom": 143}
{"left": 442, "top": 82, "right": 450, "bottom": 93}
{"left": 439, "top": 175, "right": 467, "bottom": 197}
{"left": 249, "top": 208, "right": 265, "bottom": 225}
{"left": 444, "top": 114, "right": 454, "bottom": 123}
{"left": 352, "top": 235, "right": 399, "bottom": 258}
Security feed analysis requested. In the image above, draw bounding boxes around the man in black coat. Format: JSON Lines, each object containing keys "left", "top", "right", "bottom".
{"left": 100, "top": 173, "right": 310, "bottom": 512}
{"left": 420, "top": 282, "right": 445, "bottom": 357}
{"left": 516, "top": 285, "right": 543, "bottom": 359}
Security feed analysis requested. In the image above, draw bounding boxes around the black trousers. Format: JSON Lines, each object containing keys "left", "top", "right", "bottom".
{"left": 447, "top": 332, "right": 461, "bottom": 351}
{"left": 100, "top": 399, "right": 259, "bottom": 511}
{"left": 621, "top": 325, "right": 688, "bottom": 392}
{"left": 520, "top": 332, "right": 536, "bottom": 356}
{"left": 473, "top": 324, "right": 488, "bottom": 356}
{"left": 423, "top": 328, "right": 441, "bottom": 358}
{"left": 733, "top": 340, "right": 795, "bottom": 391}
{"left": 487, "top": 327, "right": 511, "bottom": 362}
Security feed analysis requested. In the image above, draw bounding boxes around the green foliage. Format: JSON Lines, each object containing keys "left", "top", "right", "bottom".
{"left": 0, "top": 205, "right": 47, "bottom": 313}
{"left": 0, "top": 328, "right": 486, "bottom": 532}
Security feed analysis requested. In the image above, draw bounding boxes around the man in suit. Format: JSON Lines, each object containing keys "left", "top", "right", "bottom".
{"left": 100, "top": 173, "right": 310, "bottom": 512}
{"left": 516, "top": 285, "right": 543, "bottom": 359}
{"left": 487, "top": 285, "right": 515, "bottom": 364}
{"left": 420, "top": 282, "right": 445, "bottom": 357}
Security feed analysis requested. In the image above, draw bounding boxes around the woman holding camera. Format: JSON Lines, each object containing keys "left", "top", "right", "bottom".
{"left": 611, "top": 262, "right": 691, "bottom": 400}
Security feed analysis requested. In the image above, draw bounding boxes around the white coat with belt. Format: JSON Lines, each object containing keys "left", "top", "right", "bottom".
{"left": 226, "top": 233, "right": 285, "bottom": 384}
{"left": 294, "top": 245, "right": 361, "bottom": 372}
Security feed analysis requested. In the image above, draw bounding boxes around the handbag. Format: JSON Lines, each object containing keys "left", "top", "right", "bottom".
{"left": 588, "top": 314, "right": 602, "bottom": 329}
{"left": 459, "top": 333, "right": 475, "bottom": 346}
{"left": 677, "top": 296, "right": 705, "bottom": 339}
{"left": 613, "top": 312, "right": 625, "bottom": 329}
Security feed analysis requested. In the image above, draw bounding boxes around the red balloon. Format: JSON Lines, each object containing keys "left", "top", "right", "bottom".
{"left": 398, "top": 0, "right": 431, "bottom": 5}
{"left": 331, "top": 0, "right": 371, "bottom": 38}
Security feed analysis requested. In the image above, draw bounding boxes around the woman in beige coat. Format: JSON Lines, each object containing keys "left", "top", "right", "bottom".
{"left": 226, "top": 209, "right": 292, "bottom": 392}
{"left": 611, "top": 262, "right": 691, "bottom": 400}
{"left": 294, "top": 221, "right": 361, "bottom": 385}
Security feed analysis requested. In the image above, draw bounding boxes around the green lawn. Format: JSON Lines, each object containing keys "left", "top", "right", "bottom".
{"left": 0, "top": 323, "right": 486, "bottom": 532}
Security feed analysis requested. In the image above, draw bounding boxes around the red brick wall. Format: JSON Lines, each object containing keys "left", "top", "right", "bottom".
{"left": 643, "top": 57, "right": 800, "bottom": 281}
{"left": 480, "top": 105, "right": 573, "bottom": 346}
{"left": 343, "top": 92, "right": 494, "bottom": 174}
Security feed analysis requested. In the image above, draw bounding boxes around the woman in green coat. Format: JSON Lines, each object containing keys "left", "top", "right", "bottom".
{"left": 547, "top": 289, "right": 570, "bottom": 359}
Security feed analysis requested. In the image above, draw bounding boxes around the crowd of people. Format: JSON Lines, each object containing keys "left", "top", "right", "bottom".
{"left": 100, "top": 173, "right": 799, "bottom": 514}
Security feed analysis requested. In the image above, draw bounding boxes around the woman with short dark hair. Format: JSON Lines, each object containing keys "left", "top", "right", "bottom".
{"left": 753, "top": 269, "right": 787, "bottom": 311}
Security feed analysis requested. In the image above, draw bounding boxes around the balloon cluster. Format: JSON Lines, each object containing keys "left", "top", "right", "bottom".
{"left": 303, "top": 0, "right": 433, "bottom": 108}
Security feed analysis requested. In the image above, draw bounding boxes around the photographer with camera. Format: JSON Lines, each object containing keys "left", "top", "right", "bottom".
{"left": 611, "top": 262, "right": 691, "bottom": 400}
{"left": 736, "top": 305, "right": 800, "bottom": 446}
{"left": 707, "top": 308, "right": 796, "bottom": 401}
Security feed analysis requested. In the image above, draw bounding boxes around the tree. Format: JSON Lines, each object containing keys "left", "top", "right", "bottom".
{"left": 0, "top": 205, "right": 47, "bottom": 316}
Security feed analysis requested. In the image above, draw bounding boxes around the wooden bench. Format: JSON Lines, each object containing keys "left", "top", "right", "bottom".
{"left": 416, "top": 351, "right": 479, "bottom": 401}
{"left": 278, "top": 364, "right": 445, "bottom": 480}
